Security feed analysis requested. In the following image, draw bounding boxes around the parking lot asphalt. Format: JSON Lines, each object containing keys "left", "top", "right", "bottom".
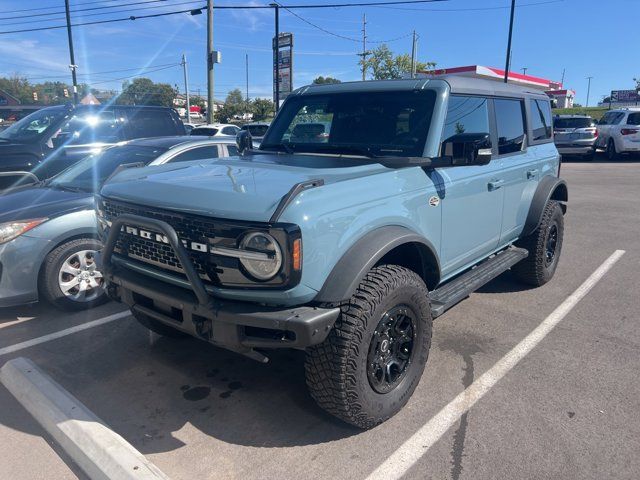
{"left": 1, "top": 155, "right": 639, "bottom": 480}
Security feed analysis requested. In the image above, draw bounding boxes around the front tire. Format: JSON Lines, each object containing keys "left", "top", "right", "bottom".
{"left": 513, "top": 201, "right": 564, "bottom": 287}
{"left": 40, "top": 238, "right": 108, "bottom": 311}
{"left": 305, "top": 265, "right": 433, "bottom": 429}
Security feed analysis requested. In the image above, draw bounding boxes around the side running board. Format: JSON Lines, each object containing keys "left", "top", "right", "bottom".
{"left": 429, "top": 246, "right": 528, "bottom": 318}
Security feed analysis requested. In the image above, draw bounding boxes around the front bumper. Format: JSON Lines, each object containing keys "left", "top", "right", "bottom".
{"left": 0, "top": 235, "right": 50, "bottom": 308}
{"left": 99, "top": 214, "right": 339, "bottom": 354}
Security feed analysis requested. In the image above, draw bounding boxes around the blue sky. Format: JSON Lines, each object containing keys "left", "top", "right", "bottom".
{"left": 0, "top": 0, "right": 638, "bottom": 104}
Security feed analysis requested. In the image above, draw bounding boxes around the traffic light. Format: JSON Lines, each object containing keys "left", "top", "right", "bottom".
{"left": 63, "top": 88, "right": 69, "bottom": 98}
{"left": 32, "top": 91, "right": 38, "bottom": 101}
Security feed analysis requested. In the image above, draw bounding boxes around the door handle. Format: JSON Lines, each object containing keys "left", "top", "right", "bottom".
{"left": 526, "top": 169, "right": 538, "bottom": 179}
{"left": 488, "top": 179, "right": 504, "bottom": 191}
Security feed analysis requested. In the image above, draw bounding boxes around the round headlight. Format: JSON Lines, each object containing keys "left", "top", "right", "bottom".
{"left": 239, "top": 232, "right": 282, "bottom": 281}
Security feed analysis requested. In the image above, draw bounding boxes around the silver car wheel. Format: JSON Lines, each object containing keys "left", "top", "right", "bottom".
{"left": 57, "top": 249, "right": 104, "bottom": 302}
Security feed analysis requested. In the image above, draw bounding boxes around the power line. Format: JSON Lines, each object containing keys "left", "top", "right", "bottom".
{"left": 0, "top": 0, "right": 450, "bottom": 36}
{"left": 0, "top": 0, "right": 128, "bottom": 15}
{"left": 0, "top": 0, "right": 179, "bottom": 21}
{"left": 16, "top": 63, "right": 180, "bottom": 80}
{"left": 0, "top": 1, "right": 205, "bottom": 27}
{"left": 373, "top": 0, "right": 562, "bottom": 11}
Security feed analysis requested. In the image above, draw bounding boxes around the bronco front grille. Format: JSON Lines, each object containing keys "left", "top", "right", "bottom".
{"left": 102, "top": 199, "right": 240, "bottom": 286}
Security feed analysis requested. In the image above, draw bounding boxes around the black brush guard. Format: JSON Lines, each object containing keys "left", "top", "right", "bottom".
{"left": 99, "top": 214, "right": 339, "bottom": 360}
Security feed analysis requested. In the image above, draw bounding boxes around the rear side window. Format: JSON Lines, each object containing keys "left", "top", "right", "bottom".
{"left": 125, "top": 109, "right": 179, "bottom": 138}
{"left": 530, "top": 99, "right": 552, "bottom": 140}
{"left": 494, "top": 99, "right": 526, "bottom": 155}
{"left": 627, "top": 113, "right": 640, "bottom": 125}
{"left": 169, "top": 146, "right": 219, "bottom": 163}
{"left": 440, "top": 95, "right": 490, "bottom": 144}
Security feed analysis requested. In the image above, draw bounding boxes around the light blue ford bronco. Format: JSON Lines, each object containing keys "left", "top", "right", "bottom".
{"left": 97, "top": 76, "right": 567, "bottom": 429}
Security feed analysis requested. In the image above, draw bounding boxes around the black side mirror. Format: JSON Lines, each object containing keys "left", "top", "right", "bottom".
{"left": 442, "top": 132, "right": 492, "bottom": 166}
{"left": 236, "top": 130, "right": 253, "bottom": 155}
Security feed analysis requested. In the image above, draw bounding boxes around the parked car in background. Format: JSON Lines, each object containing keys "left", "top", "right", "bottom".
{"left": 0, "top": 104, "right": 185, "bottom": 188}
{"left": 190, "top": 123, "right": 240, "bottom": 137}
{"left": 239, "top": 122, "right": 270, "bottom": 144}
{"left": 0, "top": 136, "right": 232, "bottom": 310}
{"left": 595, "top": 108, "right": 640, "bottom": 160}
{"left": 183, "top": 122, "right": 203, "bottom": 134}
{"left": 553, "top": 115, "right": 597, "bottom": 160}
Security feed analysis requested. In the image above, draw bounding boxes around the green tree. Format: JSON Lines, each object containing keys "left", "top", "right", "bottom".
{"left": 0, "top": 75, "right": 34, "bottom": 104}
{"left": 116, "top": 78, "right": 176, "bottom": 107}
{"left": 251, "top": 98, "right": 274, "bottom": 121}
{"left": 215, "top": 88, "right": 245, "bottom": 122}
{"left": 312, "top": 76, "right": 341, "bottom": 85}
{"left": 634, "top": 77, "right": 640, "bottom": 90}
{"left": 360, "top": 44, "right": 436, "bottom": 80}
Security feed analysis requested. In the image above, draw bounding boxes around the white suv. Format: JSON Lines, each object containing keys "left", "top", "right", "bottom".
{"left": 595, "top": 108, "right": 640, "bottom": 160}
{"left": 190, "top": 123, "right": 240, "bottom": 138}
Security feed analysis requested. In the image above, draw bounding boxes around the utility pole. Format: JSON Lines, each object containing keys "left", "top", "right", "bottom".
{"left": 181, "top": 53, "right": 191, "bottom": 123}
{"left": 245, "top": 53, "right": 249, "bottom": 114}
{"left": 410, "top": 30, "right": 418, "bottom": 78}
{"left": 271, "top": 3, "right": 280, "bottom": 110}
{"left": 521, "top": 67, "right": 528, "bottom": 75}
{"left": 206, "top": 0, "right": 214, "bottom": 123}
{"left": 64, "top": 0, "right": 79, "bottom": 104}
{"left": 503, "top": 0, "right": 516, "bottom": 83}
{"left": 356, "top": 13, "right": 369, "bottom": 81}
{"left": 586, "top": 76, "right": 593, "bottom": 107}
{"left": 561, "top": 68, "right": 565, "bottom": 85}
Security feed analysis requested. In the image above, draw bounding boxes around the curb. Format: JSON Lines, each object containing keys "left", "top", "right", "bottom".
{"left": 0, "top": 357, "right": 170, "bottom": 480}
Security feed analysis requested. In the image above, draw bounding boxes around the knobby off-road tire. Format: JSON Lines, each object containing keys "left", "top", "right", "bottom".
{"left": 39, "top": 238, "right": 108, "bottom": 311}
{"left": 132, "top": 310, "right": 189, "bottom": 338}
{"left": 513, "top": 200, "right": 564, "bottom": 287}
{"left": 305, "top": 265, "right": 433, "bottom": 429}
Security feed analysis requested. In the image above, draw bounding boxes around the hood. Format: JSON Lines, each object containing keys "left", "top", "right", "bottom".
{"left": 100, "top": 154, "right": 388, "bottom": 222}
{"left": 0, "top": 185, "right": 93, "bottom": 224}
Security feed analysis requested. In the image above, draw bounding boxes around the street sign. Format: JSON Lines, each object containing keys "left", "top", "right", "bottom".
{"left": 273, "top": 32, "right": 293, "bottom": 105}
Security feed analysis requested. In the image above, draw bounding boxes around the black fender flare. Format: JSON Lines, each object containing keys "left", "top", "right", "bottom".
{"left": 314, "top": 226, "right": 440, "bottom": 304}
{"left": 523, "top": 175, "right": 568, "bottom": 236}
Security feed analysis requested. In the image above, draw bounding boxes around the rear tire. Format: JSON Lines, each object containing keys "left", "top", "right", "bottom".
{"left": 305, "top": 265, "right": 432, "bottom": 429}
{"left": 513, "top": 201, "right": 564, "bottom": 287}
{"left": 132, "top": 310, "right": 189, "bottom": 338}
{"left": 40, "top": 238, "right": 108, "bottom": 311}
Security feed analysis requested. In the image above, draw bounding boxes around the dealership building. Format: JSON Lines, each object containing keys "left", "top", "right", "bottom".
{"left": 418, "top": 65, "right": 575, "bottom": 108}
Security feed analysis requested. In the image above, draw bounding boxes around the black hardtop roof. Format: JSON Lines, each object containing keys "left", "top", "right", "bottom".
{"left": 293, "top": 75, "right": 550, "bottom": 101}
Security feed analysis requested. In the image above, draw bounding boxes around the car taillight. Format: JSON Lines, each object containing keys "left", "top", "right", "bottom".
{"left": 621, "top": 128, "right": 639, "bottom": 135}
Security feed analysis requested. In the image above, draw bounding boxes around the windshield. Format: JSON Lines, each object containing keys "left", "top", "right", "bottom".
{"left": 553, "top": 117, "right": 595, "bottom": 129}
{"left": 49, "top": 145, "right": 166, "bottom": 192}
{"left": 261, "top": 90, "right": 437, "bottom": 157}
{"left": 0, "top": 107, "right": 68, "bottom": 143}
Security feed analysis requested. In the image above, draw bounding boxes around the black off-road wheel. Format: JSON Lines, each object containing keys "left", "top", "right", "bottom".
{"left": 513, "top": 200, "right": 564, "bottom": 287}
{"left": 305, "top": 265, "right": 433, "bottom": 429}
{"left": 133, "top": 310, "right": 189, "bottom": 338}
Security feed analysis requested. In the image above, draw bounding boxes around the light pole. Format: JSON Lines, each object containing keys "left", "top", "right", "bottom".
{"left": 586, "top": 76, "right": 593, "bottom": 107}
{"left": 521, "top": 67, "right": 528, "bottom": 75}
{"left": 503, "top": 0, "right": 516, "bottom": 83}
{"left": 271, "top": 3, "right": 280, "bottom": 110}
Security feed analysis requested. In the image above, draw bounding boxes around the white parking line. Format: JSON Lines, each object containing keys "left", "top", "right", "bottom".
{"left": 367, "top": 250, "right": 625, "bottom": 480}
{"left": 0, "top": 310, "right": 131, "bottom": 356}
{"left": 0, "top": 316, "right": 36, "bottom": 330}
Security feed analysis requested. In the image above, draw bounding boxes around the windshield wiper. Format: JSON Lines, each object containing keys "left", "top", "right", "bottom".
{"left": 50, "top": 184, "right": 90, "bottom": 193}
